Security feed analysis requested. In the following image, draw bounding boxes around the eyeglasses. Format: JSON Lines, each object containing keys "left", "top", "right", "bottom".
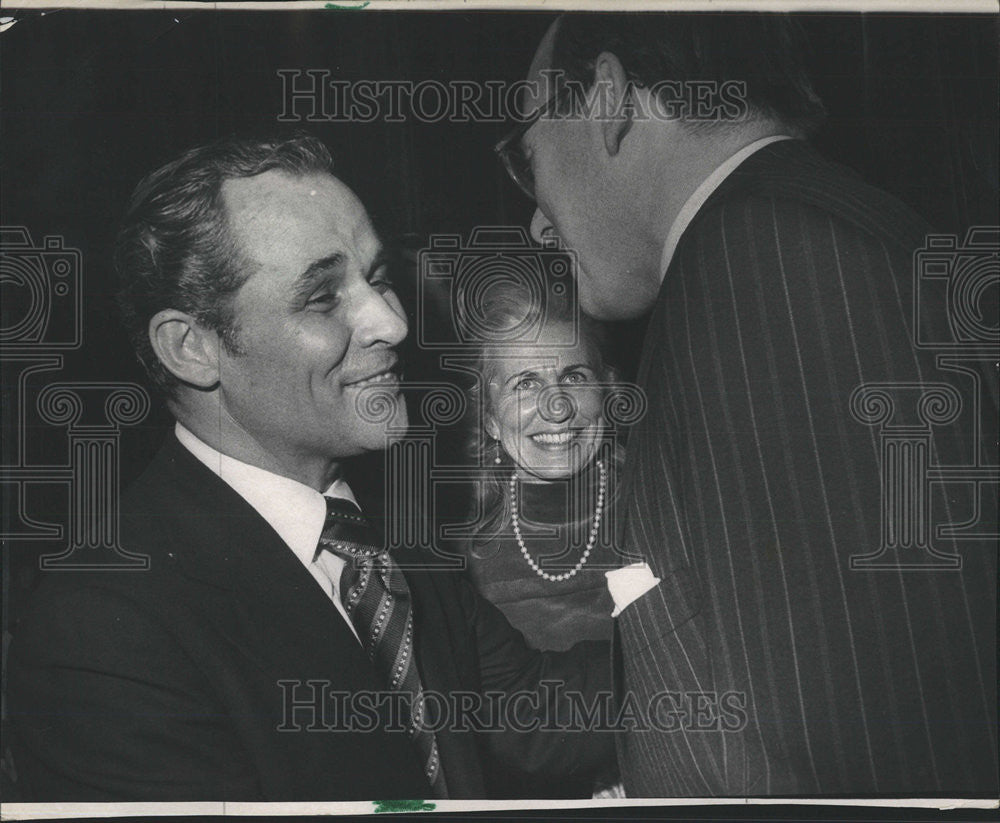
{"left": 493, "top": 88, "right": 570, "bottom": 201}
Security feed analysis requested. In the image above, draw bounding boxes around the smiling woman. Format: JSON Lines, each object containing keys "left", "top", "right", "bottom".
{"left": 459, "top": 275, "right": 621, "bottom": 796}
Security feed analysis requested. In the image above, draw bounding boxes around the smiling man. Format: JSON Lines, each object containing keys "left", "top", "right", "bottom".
{"left": 7, "top": 134, "right": 612, "bottom": 801}
{"left": 148, "top": 153, "right": 409, "bottom": 491}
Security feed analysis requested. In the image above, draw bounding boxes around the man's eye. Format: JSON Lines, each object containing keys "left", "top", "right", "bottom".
{"left": 370, "top": 276, "right": 395, "bottom": 295}
{"left": 514, "top": 377, "right": 541, "bottom": 392}
{"left": 306, "top": 292, "right": 339, "bottom": 309}
{"left": 561, "top": 371, "right": 590, "bottom": 385}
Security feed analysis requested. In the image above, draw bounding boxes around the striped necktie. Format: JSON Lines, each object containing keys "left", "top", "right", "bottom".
{"left": 318, "top": 496, "right": 448, "bottom": 798}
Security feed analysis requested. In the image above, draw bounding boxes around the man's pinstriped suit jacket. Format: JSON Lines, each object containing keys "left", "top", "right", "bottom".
{"left": 614, "top": 139, "right": 998, "bottom": 795}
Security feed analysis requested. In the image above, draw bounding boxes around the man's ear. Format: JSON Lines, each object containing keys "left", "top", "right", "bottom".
{"left": 592, "top": 50, "right": 633, "bottom": 156}
{"left": 148, "top": 309, "right": 221, "bottom": 388}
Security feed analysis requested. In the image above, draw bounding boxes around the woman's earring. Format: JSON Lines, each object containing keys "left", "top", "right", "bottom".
{"left": 494, "top": 439, "right": 502, "bottom": 465}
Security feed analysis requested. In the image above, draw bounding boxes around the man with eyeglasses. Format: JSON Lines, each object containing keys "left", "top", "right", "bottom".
{"left": 496, "top": 13, "right": 997, "bottom": 797}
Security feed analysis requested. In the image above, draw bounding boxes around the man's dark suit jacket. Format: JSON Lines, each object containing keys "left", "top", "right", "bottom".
{"left": 7, "top": 435, "right": 612, "bottom": 800}
{"left": 615, "top": 139, "right": 998, "bottom": 795}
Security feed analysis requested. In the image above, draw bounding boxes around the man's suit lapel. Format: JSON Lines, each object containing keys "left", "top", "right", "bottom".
{"left": 158, "top": 435, "right": 376, "bottom": 684}
{"left": 147, "top": 436, "right": 436, "bottom": 797}
{"left": 157, "top": 439, "right": 484, "bottom": 796}
{"left": 230, "top": 519, "right": 380, "bottom": 690}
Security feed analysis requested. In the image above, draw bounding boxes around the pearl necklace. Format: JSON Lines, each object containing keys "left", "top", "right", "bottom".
{"left": 509, "top": 460, "right": 607, "bottom": 582}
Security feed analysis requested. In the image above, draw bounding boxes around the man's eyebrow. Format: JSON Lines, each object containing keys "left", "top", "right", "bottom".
{"left": 292, "top": 253, "right": 346, "bottom": 298}
{"left": 366, "top": 247, "right": 390, "bottom": 277}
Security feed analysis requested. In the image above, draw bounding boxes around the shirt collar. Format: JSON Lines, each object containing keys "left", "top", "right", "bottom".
{"left": 659, "top": 134, "right": 795, "bottom": 276}
{"left": 174, "top": 422, "right": 358, "bottom": 566}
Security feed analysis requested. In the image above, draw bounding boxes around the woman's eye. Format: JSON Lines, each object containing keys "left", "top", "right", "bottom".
{"left": 514, "top": 377, "right": 541, "bottom": 392}
{"left": 561, "top": 371, "right": 589, "bottom": 385}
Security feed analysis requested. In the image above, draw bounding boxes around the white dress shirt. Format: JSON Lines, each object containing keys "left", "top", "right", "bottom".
{"left": 175, "top": 422, "right": 360, "bottom": 641}
{"left": 659, "top": 134, "right": 795, "bottom": 276}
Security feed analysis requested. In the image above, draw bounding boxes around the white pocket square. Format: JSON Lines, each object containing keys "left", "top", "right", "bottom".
{"left": 605, "top": 562, "right": 662, "bottom": 618}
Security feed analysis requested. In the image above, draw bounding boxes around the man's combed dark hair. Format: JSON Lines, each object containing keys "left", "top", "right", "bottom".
{"left": 114, "top": 133, "right": 334, "bottom": 395}
{"left": 551, "top": 12, "right": 827, "bottom": 135}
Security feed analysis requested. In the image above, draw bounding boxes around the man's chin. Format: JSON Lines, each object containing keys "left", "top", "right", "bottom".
{"left": 383, "top": 403, "right": 409, "bottom": 440}
{"left": 364, "top": 403, "right": 408, "bottom": 444}
{"left": 578, "top": 264, "right": 660, "bottom": 321}
{"left": 581, "top": 290, "right": 656, "bottom": 322}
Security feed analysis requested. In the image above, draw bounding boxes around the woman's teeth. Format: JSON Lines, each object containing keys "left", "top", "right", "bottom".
{"left": 531, "top": 431, "right": 575, "bottom": 445}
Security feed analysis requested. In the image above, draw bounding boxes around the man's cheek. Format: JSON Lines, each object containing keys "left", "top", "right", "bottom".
{"left": 296, "top": 324, "right": 350, "bottom": 356}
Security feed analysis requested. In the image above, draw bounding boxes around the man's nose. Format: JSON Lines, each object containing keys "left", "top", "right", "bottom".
{"left": 352, "top": 288, "right": 408, "bottom": 347}
{"left": 530, "top": 208, "right": 555, "bottom": 244}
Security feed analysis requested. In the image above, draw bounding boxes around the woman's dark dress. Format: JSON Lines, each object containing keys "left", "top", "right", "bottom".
{"left": 462, "top": 462, "right": 617, "bottom": 797}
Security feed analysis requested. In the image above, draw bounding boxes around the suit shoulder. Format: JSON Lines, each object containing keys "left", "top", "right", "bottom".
{"left": 704, "top": 142, "right": 931, "bottom": 253}
{"left": 117, "top": 435, "right": 247, "bottom": 570}
{"left": 13, "top": 443, "right": 215, "bottom": 647}
{"left": 9, "top": 572, "right": 176, "bottom": 673}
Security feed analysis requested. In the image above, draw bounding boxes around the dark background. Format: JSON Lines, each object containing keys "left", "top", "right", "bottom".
{"left": 1, "top": 10, "right": 998, "bottom": 621}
